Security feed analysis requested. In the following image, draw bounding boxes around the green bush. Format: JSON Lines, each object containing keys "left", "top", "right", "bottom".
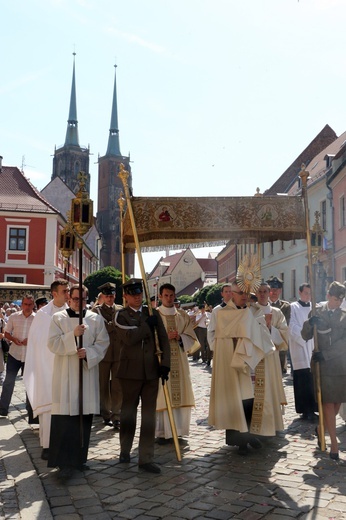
{"left": 84, "top": 266, "right": 126, "bottom": 305}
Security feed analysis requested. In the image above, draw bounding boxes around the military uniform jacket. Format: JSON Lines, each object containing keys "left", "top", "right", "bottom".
{"left": 93, "top": 303, "right": 123, "bottom": 363}
{"left": 115, "top": 306, "right": 170, "bottom": 380}
{"left": 301, "top": 303, "right": 346, "bottom": 377}
{"left": 271, "top": 299, "right": 291, "bottom": 325}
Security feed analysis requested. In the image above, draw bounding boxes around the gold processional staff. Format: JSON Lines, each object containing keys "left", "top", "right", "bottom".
{"left": 118, "top": 163, "right": 182, "bottom": 462}
{"left": 299, "top": 164, "right": 326, "bottom": 452}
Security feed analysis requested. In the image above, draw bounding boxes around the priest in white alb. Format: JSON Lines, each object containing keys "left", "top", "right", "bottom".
{"left": 24, "top": 279, "right": 70, "bottom": 460}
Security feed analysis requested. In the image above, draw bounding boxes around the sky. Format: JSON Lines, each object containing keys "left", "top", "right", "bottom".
{"left": 1, "top": 0, "right": 346, "bottom": 274}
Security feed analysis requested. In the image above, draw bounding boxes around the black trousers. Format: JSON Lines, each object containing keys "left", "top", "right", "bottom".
{"left": 293, "top": 368, "right": 317, "bottom": 414}
{"left": 225, "top": 398, "right": 257, "bottom": 447}
{"left": 119, "top": 378, "right": 158, "bottom": 465}
{"left": 48, "top": 414, "right": 93, "bottom": 469}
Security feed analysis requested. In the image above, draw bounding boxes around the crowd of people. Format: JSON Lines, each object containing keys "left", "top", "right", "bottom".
{"left": 0, "top": 274, "right": 346, "bottom": 479}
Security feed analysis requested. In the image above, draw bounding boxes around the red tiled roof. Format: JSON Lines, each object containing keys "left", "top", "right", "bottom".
{"left": 176, "top": 278, "right": 204, "bottom": 297}
{"left": 197, "top": 258, "right": 217, "bottom": 273}
{"left": 0, "top": 166, "right": 58, "bottom": 214}
{"left": 150, "top": 250, "right": 186, "bottom": 278}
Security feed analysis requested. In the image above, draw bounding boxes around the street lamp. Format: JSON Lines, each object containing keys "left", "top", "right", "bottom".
{"left": 70, "top": 171, "right": 93, "bottom": 318}
{"left": 65, "top": 171, "right": 94, "bottom": 448}
{"left": 58, "top": 211, "right": 76, "bottom": 280}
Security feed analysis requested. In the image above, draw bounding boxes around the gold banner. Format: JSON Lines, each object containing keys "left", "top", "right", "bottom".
{"left": 122, "top": 195, "right": 306, "bottom": 252}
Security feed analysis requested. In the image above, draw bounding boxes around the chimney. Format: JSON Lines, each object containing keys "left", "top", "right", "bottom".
{"left": 0, "top": 156, "right": 3, "bottom": 172}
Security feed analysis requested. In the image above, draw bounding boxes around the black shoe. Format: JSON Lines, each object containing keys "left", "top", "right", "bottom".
{"left": 155, "top": 437, "right": 172, "bottom": 445}
{"left": 300, "top": 413, "right": 309, "bottom": 420}
{"left": 119, "top": 453, "right": 130, "bottom": 463}
{"left": 41, "top": 449, "right": 49, "bottom": 460}
{"left": 77, "top": 464, "right": 90, "bottom": 471}
{"left": 57, "top": 467, "right": 74, "bottom": 479}
{"left": 307, "top": 412, "right": 318, "bottom": 422}
{"left": 248, "top": 438, "right": 262, "bottom": 449}
{"left": 238, "top": 445, "right": 248, "bottom": 456}
{"left": 103, "top": 419, "right": 113, "bottom": 427}
{"left": 330, "top": 452, "right": 339, "bottom": 461}
{"left": 139, "top": 462, "right": 161, "bottom": 474}
{"left": 113, "top": 420, "right": 120, "bottom": 430}
{"left": 0, "top": 409, "right": 8, "bottom": 417}
{"left": 315, "top": 426, "right": 321, "bottom": 449}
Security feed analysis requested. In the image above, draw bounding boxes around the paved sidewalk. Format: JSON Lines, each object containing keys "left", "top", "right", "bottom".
{"left": 1, "top": 361, "right": 346, "bottom": 519}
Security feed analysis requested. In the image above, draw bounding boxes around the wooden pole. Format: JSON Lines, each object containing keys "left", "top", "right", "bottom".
{"left": 77, "top": 240, "right": 84, "bottom": 449}
{"left": 299, "top": 164, "right": 326, "bottom": 452}
{"left": 118, "top": 193, "right": 127, "bottom": 306}
{"left": 118, "top": 164, "right": 182, "bottom": 462}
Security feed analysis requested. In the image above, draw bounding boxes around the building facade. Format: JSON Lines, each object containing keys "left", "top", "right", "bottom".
{"left": 147, "top": 249, "right": 217, "bottom": 298}
{"left": 215, "top": 125, "right": 346, "bottom": 302}
{"left": 0, "top": 163, "right": 97, "bottom": 287}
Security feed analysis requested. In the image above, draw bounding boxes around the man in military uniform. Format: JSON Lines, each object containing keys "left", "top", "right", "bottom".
{"left": 267, "top": 276, "right": 291, "bottom": 374}
{"left": 115, "top": 279, "right": 170, "bottom": 474}
{"left": 93, "top": 282, "right": 123, "bottom": 429}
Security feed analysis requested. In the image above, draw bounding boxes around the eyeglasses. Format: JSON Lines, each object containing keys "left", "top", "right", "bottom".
{"left": 71, "top": 297, "right": 87, "bottom": 302}
{"left": 232, "top": 291, "right": 245, "bottom": 296}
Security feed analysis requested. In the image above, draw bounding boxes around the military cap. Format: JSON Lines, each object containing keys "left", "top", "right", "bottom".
{"left": 122, "top": 278, "right": 143, "bottom": 295}
{"left": 266, "top": 276, "right": 283, "bottom": 289}
{"left": 174, "top": 298, "right": 180, "bottom": 304}
{"left": 328, "top": 281, "right": 345, "bottom": 300}
{"left": 98, "top": 282, "right": 116, "bottom": 295}
{"left": 35, "top": 296, "right": 48, "bottom": 308}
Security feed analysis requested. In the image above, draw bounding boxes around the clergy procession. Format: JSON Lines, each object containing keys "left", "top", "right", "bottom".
{"left": 1, "top": 273, "right": 346, "bottom": 484}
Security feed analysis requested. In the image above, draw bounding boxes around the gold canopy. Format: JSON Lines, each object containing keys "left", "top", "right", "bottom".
{"left": 122, "top": 195, "right": 306, "bottom": 252}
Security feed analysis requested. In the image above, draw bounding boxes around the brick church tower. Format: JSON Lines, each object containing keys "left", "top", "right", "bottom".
{"left": 51, "top": 53, "right": 90, "bottom": 194}
{"left": 97, "top": 65, "right": 134, "bottom": 275}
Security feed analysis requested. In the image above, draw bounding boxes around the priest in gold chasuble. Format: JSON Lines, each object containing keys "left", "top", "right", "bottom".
{"left": 209, "top": 282, "right": 285, "bottom": 455}
{"left": 156, "top": 283, "right": 200, "bottom": 442}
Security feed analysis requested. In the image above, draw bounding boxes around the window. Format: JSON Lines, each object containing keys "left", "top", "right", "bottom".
{"left": 340, "top": 196, "right": 346, "bottom": 228}
{"left": 341, "top": 267, "right": 346, "bottom": 284}
{"left": 9, "top": 228, "right": 26, "bottom": 250}
{"left": 280, "top": 272, "right": 285, "bottom": 299}
{"left": 6, "top": 276, "right": 24, "bottom": 283}
{"left": 270, "top": 242, "right": 274, "bottom": 255}
{"left": 261, "top": 243, "right": 265, "bottom": 259}
{"left": 291, "top": 270, "right": 296, "bottom": 300}
{"left": 305, "top": 265, "right": 310, "bottom": 283}
{"left": 321, "top": 200, "right": 327, "bottom": 230}
{"left": 280, "top": 241, "right": 285, "bottom": 251}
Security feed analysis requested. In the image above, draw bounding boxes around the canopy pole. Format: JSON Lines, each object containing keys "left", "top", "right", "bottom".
{"left": 118, "top": 163, "right": 182, "bottom": 462}
{"left": 299, "top": 164, "right": 325, "bottom": 452}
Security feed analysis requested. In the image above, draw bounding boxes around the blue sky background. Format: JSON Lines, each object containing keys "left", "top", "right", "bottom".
{"left": 1, "top": 0, "right": 345, "bottom": 273}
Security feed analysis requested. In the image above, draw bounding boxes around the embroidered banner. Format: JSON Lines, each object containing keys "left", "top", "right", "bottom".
{"left": 122, "top": 195, "right": 306, "bottom": 252}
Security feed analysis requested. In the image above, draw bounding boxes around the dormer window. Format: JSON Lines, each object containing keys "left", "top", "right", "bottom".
{"left": 324, "top": 154, "right": 335, "bottom": 169}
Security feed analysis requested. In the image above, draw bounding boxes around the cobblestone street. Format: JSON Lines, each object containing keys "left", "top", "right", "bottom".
{"left": 1, "top": 359, "right": 346, "bottom": 519}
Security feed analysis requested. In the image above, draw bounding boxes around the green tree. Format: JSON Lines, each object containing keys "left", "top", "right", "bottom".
{"left": 205, "top": 283, "right": 223, "bottom": 308}
{"left": 84, "top": 266, "right": 125, "bottom": 305}
{"left": 178, "top": 294, "right": 194, "bottom": 305}
{"left": 195, "top": 286, "right": 212, "bottom": 306}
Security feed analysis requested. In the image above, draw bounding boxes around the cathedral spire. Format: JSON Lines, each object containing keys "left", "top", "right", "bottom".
{"left": 106, "top": 64, "right": 121, "bottom": 156}
{"left": 65, "top": 53, "right": 79, "bottom": 146}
